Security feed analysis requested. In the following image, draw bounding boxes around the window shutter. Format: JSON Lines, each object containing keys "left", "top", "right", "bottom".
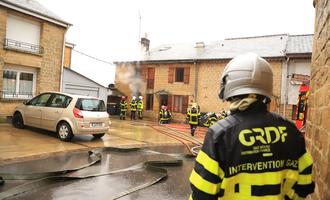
{"left": 168, "top": 67, "right": 174, "bottom": 83}
{"left": 147, "top": 68, "right": 155, "bottom": 89}
{"left": 149, "top": 68, "right": 155, "bottom": 79}
{"left": 141, "top": 67, "right": 147, "bottom": 81}
{"left": 182, "top": 95, "right": 188, "bottom": 114}
{"left": 167, "top": 95, "right": 172, "bottom": 111}
{"left": 183, "top": 67, "right": 190, "bottom": 84}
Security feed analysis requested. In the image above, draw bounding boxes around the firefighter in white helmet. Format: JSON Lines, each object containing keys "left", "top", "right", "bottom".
{"left": 130, "top": 96, "right": 137, "bottom": 120}
{"left": 137, "top": 96, "right": 144, "bottom": 119}
{"left": 189, "top": 53, "right": 314, "bottom": 199}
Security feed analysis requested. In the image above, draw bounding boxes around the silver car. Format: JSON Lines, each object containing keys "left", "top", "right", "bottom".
{"left": 12, "top": 92, "right": 110, "bottom": 141}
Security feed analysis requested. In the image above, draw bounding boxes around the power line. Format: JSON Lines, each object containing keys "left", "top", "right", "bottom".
{"left": 72, "top": 48, "right": 115, "bottom": 65}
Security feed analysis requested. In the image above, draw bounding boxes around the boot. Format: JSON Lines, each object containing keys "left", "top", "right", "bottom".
{"left": 191, "top": 128, "right": 195, "bottom": 136}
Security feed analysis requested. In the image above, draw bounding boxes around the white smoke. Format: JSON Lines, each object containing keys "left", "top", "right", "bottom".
{"left": 117, "top": 63, "right": 143, "bottom": 96}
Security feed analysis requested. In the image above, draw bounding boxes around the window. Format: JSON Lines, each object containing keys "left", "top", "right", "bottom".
{"left": 2, "top": 67, "right": 36, "bottom": 99}
{"left": 168, "top": 67, "right": 190, "bottom": 84}
{"left": 49, "top": 94, "right": 72, "bottom": 108}
{"left": 5, "top": 15, "right": 42, "bottom": 54}
{"left": 27, "top": 93, "right": 52, "bottom": 107}
{"left": 173, "top": 95, "right": 188, "bottom": 114}
{"left": 75, "top": 98, "right": 106, "bottom": 112}
{"left": 146, "top": 94, "right": 154, "bottom": 110}
{"left": 175, "top": 68, "right": 184, "bottom": 82}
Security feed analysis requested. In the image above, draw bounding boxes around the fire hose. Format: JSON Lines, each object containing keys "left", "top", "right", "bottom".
{"left": 0, "top": 147, "right": 184, "bottom": 200}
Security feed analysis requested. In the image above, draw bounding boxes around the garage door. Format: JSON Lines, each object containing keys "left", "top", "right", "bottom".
{"left": 64, "top": 83, "right": 99, "bottom": 98}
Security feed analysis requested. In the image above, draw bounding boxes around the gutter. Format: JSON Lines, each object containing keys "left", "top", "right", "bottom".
{"left": 194, "top": 61, "right": 198, "bottom": 102}
{"left": 114, "top": 56, "right": 286, "bottom": 66}
{"left": 283, "top": 56, "right": 290, "bottom": 117}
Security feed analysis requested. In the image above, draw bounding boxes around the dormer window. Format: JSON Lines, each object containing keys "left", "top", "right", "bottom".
{"left": 5, "top": 15, "right": 43, "bottom": 54}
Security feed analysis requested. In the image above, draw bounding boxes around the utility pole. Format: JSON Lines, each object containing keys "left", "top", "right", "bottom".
{"left": 138, "top": 10, "right": 141, "bottom": 45}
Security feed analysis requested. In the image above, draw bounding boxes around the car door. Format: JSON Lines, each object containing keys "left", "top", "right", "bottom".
{"left": 24, "top": 93, "right": 52, "bottom": 127}
{"left": 41, "top": 94, "right": 72, "bottom": 131}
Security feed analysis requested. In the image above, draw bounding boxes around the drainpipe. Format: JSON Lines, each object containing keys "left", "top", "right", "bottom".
{"left": 194, "top": 61, "right": 198, "bottom": 102}
{"left": 60, "top": 28, "right": 69, "bottom": 92}
{"left": 283, "top": 56, "right": 290, "bottom": 117}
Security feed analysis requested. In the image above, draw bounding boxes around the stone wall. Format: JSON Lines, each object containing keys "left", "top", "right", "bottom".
{"left": 115, "top": 58, "right": 283, "bottom": 122}
{"left": 305, "top": 0, "right": 330, "bottom": 199}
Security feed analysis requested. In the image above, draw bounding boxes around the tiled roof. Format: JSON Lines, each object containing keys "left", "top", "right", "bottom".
{"left": 0, "top": 0, "right": 70, "bottom": 26}
{"left": 142, "top": 34, "right": 313, "bottom": 62}
{"left": 286, "top": 34, "right": 313, "bottom": 54}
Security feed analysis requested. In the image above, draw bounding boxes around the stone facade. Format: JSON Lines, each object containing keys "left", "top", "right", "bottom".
{"left": 305, "top": 0, "right": 330, "bottom": 199}
{"left": 115, "top": 58, "right": 284, "bottom": 122}
{"left": 0, "top": 6, "right": 66, "bottom": 117}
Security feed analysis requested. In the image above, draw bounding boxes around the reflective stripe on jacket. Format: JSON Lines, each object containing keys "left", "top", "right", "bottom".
{"left": 189, "top": 102, "right": 314, "bottom": 200}
{"left": 137, "top": 100, "right": 144, "bottom": 110}
{"left": 120, "top": 101, "right": 127, "bottom": 111}
{"left": 159, "top": 109, "right": 171, "bottom": 120}
{"left": 130, "top": 101, "right": 137, "bottom": 111}
{"left": 187, "top": 110, "right": 201, "bottom": 125}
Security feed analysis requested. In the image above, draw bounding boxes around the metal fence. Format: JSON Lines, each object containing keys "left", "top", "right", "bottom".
{"left": 0, "top": 91, "right": 35, "bottom": 100}
{"left": 4, "top": 38, "right": 44, "bottom": 54}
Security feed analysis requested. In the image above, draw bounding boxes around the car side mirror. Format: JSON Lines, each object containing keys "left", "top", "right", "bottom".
{"left": 23, "top": 100, "right": 28, "bottom": 105}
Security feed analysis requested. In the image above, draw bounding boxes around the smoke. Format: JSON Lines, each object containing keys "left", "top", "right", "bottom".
{"left": 117, "top": 63, "right": 143, "bottom": 97}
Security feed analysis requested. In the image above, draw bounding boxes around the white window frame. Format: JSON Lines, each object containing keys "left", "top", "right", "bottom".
{"left": 2, "top": 66, "right": 37, "bottom": 99}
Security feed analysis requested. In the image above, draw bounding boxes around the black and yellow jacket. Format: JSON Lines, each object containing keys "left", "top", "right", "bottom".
{"left": 120, "top": 100, "right": 127, "bottom": 111}
{"left": 130, "top": 101, "right": 137, "bottom": 111}
{"left": 189, "top": 102, "right": 314, "bottom": 200}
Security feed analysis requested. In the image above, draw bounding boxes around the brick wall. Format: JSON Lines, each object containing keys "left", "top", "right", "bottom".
{"left": 305, "top": 0, "right": 330, "bottom": 199}
{"left": 0, "top": 7, "right": 66, "bottom": 117}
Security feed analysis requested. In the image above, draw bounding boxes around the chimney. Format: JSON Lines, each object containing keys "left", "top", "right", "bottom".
{"left": 195, "top": 42, "right": 205, "bottom": 48}
{"left": 140, "top": 33, "right": 150, "bottom": 52}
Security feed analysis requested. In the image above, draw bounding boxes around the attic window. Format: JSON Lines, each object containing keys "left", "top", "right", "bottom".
{"left": 195, "top": 42, "right": 205, "bottom": 48}
{"left": 159, "top": 46, "right": 171, "bottom": 51}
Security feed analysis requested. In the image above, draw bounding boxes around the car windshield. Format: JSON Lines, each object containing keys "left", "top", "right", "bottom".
{"left": 75, "top": 98, "right": 106, "bottom": 112}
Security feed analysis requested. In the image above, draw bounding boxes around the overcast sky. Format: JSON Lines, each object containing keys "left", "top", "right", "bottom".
{"left": 38, "top": 0, "right": 315, "bottom": 86}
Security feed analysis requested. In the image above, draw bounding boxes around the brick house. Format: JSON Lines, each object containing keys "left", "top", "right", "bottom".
{"left": 115, "top": 34, "right": 312, "bottom": 122}
{"left": 0, "top": 0, "right": 70, "bottom": 118}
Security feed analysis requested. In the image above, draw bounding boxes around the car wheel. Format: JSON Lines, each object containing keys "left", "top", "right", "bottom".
{"left": 93, "top": 133, "right": 105, "bottom": 139}
{"left": 12, "top": 112, "right": 25, "bottom": 129}
{"left": 57, "top": 122, "right": 73, "bottom": 142}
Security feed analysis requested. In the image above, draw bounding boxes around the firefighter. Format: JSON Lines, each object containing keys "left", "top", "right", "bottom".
{"left": 119, "top": 96, "right": 127, "bottom": 120}
{"left": 203, "top": 112, "right": 218, "bottom": 127}
{"left": 159, "top": 105, "right": 171, "bottom": 124}
{"left": 130, "top": 96, "right": 137, "bottom": 120}
{"left": 220, "top": 109, "right": 228, "bottom": 119}
{"left": 189, "top": 53, "right": 314, "bottom": 199}
{"left": 187, "top": 104, "right": 201, "bottom": 136}
{"left": 137, "top": 96, "right": 144, "bottom": 119}
{"left": 295, "top": 83, "right": 309, "bottom": 131}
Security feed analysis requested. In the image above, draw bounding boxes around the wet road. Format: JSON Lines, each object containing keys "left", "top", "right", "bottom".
{"left": 0, "top": 117, "right": 208, "bottom": 199}
{"left": 0, "top": 146, "right": 195, "bottom": 200}
{"left": 0, "top": 117, "right": 206, "bottom": 164}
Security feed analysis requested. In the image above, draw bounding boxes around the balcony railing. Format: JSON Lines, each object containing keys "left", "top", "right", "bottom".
{"left": 4, "top": 38, "right": 44, "bottom": 55}
{"left": 0, "top": 91, "right": 35, "bottom": 100}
